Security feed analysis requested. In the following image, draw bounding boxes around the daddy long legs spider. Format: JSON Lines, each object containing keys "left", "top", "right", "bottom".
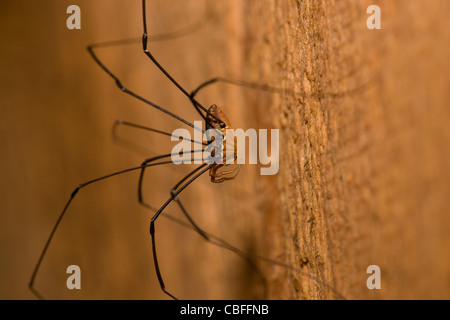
{"left": 29, "top": 0, "right": 344, "bottom": 300}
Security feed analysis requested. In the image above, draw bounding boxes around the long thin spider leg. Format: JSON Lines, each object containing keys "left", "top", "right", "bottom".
{"left": 145, "top": 202, "right": 345, "bottom": 300}
{"left": 86, "top": 45, "right": 203, "bottom": 134}
{"left": 137, "top": 149, "right": 205, "bottom": 204}
{"left": 112, "top": 120, "right": 207, "bottom": 157}
{"left": 166, "top": 163, "right": 232, "bottom": 238}
{"left": 139, "top": 161, "right": 345, "bottom": 299}
{"left": 208, "top": 232, "right": 345, "bottom": 299}
{"left": 88, "top": 2, "right": 210, "bottom": 51}
{"left": 187, "top": 77, "right": 288, "bottom": 127}
{"left": 190, "top": 77, "right": 286, "bottom": 100}
{"left": 164, "top": 208, "right": 242, "bottom": 256}
{"left": 114, "top": 120, "right": 207, "bottom": 146}
{"left": 28, "top": 158, "right": 194, "bottom": 300}
{"left": 171, "top": 194, "right": 268, "bottom": 298}
{"left": 141, "top": 0, "right": 225, "bottom": 128}
{"left": 149, "top": 163, "right": 213, "bottom": 299}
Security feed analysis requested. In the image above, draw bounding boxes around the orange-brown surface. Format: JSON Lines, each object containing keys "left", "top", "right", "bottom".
{"left": 1, "top": 0, "right": 449, "bottom": 299}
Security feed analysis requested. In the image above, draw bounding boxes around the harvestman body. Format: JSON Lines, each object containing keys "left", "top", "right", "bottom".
{"left": 29, "top": 0, "right": 344, "bottom": 300}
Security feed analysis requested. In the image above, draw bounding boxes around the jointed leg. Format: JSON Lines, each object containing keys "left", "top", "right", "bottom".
{"left": 169, "top": 193, "right": 269, "bottom": 298}
{"left": 148, "top": 163, "right": 212, "bottom": 299}
{"left": 87, "top": 43, "right": 203, "bottom": 133}
{"left": 190, "top": 77, "right": 284, "bottom": 101}
{"left": 29, "top": 159, "right": 185, "bottom": 300}
{"left": 112, "top": 120, "right": 207, "bottom": 160}
{"left": 138, "top": 160, "right": 269, "bottom": 298}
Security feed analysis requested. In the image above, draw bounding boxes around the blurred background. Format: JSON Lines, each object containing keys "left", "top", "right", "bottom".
{"left": 1, "top": 0, "right": 449, "bottom": 300}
